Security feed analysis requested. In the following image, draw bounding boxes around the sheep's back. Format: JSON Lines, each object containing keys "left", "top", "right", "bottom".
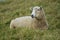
{"left": 13, "top": 16, "right": 33, "bottom": 27}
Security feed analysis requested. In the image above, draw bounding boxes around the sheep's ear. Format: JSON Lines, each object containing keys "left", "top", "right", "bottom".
{"left": 30, "top": 7, "right": 33, "bottom": 10}
{"left": 40, "top": 6, "right": 42, "bottom": 10}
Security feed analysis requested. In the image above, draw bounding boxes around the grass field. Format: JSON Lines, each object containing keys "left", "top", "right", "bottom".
{"left": 0, "top": 0, "right": 60, "bottom": 40}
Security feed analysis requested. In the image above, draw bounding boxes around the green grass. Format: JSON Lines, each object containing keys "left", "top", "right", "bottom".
{"left": 0, "top": 0, "right": 60, "bottom": 40}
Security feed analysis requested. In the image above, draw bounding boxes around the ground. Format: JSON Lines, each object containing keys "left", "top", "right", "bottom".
{"left": 0, "top": 0, "right": 60, "bottom": 40}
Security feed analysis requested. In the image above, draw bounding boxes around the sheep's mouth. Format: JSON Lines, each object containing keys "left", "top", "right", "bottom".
{"left": 31, "top": 15, "right": 39, "bottom": 20}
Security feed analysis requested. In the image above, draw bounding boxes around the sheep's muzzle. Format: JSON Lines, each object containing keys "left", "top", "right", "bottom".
{"left": 31, "top": 15, "right": 34, "bottom": 18}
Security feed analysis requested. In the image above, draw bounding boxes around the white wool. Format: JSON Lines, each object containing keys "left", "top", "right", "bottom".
{"left": 10, "top": 16, "right": 33, "bottom": 28}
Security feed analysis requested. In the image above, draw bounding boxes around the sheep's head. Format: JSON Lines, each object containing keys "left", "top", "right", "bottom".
{"left": 31, "top": 6, "right": 44, "bottom": 20}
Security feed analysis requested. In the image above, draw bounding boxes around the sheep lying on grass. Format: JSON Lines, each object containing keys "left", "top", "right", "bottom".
{"left": 10, "top": 6, "right": 48, "bottom": 29}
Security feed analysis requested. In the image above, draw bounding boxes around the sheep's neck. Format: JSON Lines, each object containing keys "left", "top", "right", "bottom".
{"left": 33, "top": 18, "right": 46, "bottom": 28}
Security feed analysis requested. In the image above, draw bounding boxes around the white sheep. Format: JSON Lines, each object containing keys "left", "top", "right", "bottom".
{"left": 10, "top": 6, "right": 48, "bottom": 29}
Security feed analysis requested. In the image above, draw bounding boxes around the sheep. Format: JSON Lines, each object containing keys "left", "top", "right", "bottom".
{"left": 10, "top": 6, "right": 48, "bottom": 29}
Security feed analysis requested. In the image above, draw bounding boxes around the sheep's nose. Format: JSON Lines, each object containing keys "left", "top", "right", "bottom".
{"left": 31, "top": 15, "right": 34, "bottom": 18}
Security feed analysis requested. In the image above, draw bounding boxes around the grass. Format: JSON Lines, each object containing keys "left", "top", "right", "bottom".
{"left": 0, "top": 0, "right": 60, "bottom": 40}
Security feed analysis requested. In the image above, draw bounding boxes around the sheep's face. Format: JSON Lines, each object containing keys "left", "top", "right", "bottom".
{"left": 31, "top": 6, "right": 42, "bottom": 19}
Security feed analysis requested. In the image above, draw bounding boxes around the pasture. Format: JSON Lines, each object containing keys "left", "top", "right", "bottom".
{"left": 0, "top": 0, "right": 60, "bottom": 40}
